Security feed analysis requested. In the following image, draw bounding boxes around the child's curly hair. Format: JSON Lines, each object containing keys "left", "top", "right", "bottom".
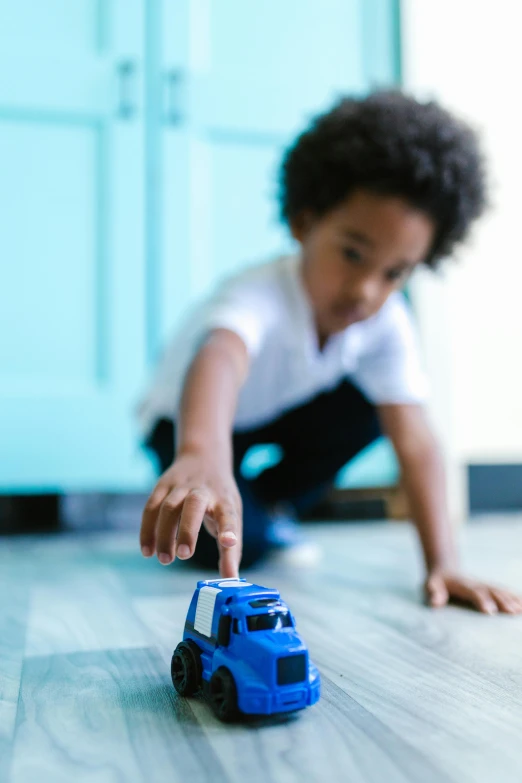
{"left": 279, "top": 91, "right": 487, "bottom": 267}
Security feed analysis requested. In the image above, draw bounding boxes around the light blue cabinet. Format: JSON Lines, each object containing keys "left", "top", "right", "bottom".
{"left": 0, "top": 0, "right": 400, "bottom": 492}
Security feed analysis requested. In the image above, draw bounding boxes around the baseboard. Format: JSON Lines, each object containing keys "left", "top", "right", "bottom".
{"left": 468, "top": 464, "right": 522, "bottom": 513}
{"left": 1, "top": 487, "right": 402, "bottom": 534}
{"left": 0, "top": 492, "right": 149, "bottom": 534}
{"left": 301, "top": 484, "right": 405, "bottom": 522}
{"left": 0, "top": 494, "right": 61, "bottom": 534}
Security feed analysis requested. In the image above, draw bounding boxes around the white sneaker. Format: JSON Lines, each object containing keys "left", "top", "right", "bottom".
{"left": 268, "top": 539, "right": 323, "bottom": 568}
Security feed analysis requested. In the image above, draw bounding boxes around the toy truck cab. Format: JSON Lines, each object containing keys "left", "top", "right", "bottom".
{"left": 171, "top": 578, "right": 321, "bottom": 720}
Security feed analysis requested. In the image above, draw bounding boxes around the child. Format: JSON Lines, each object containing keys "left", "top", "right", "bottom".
{"left": 138, "top": 90, "right": 522, "bottom": 615}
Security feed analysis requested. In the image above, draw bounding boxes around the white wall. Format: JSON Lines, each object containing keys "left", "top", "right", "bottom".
{"left": 402, "top": 0, "right": 522, "bottom": 517}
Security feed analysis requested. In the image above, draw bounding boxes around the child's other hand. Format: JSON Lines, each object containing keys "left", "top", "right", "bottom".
{"left": 140, "top": 453, "right": 242, "bottom": 577}
{"left": 425, "top": 569, "right": 522, "bottom": 615}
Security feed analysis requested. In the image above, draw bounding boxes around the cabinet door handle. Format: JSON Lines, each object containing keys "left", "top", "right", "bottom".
{"left": 164, "top": 69, "right": 183, "bottom": 126}
{"left": 117, "top": 60, "right": 137, "bottom": 119}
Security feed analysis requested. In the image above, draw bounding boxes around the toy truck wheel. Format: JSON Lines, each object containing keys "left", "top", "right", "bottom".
{"left": 209, "top": 667, "right": 239, "bottom": 722}
{"left": 171, "top": 641, "right": 202, "bottom": 696}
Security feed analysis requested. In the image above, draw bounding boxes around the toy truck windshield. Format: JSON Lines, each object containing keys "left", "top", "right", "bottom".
{"left": 246, "top": 612, "right": 293, "bottom": 632}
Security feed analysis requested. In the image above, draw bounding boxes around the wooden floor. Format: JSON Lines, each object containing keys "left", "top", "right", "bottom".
{"left": 2, "top": 518, "right": 522, "bottom": 783}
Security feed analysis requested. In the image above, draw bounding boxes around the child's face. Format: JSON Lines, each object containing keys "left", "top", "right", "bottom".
{"left": 293, "top": 189, "right": 435, "bottom": 339}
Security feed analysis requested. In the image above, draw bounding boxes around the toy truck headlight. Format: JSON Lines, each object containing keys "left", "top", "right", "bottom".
{"left": 308, "top": 663, "right": 320, "bottom": 684}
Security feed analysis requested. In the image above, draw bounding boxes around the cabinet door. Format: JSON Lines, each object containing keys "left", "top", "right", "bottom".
{"left": 0, "top": 1, "right": 152, "bottom": 490}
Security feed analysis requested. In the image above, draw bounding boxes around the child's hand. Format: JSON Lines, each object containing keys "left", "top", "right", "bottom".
{"left": 425, "top": 569, "right": 522, "bottom": 614}
{"left": 140, "top": 453, "right": 242, "bottom": 577}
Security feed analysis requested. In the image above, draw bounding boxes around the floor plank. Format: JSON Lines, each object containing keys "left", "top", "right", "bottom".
{"left": 0, "top": 557, "right": 30, "bottom": 782}
{"left": 10, "top": 647, "right": 228, "bottom": 783}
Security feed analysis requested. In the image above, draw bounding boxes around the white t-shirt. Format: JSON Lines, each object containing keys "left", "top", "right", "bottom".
{"left": 137, "top": 255, "right": 428, "bottom": 436}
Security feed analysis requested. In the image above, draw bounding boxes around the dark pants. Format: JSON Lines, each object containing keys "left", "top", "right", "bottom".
{"left": 144, "top": 379, "right": 380, "bottom": 569}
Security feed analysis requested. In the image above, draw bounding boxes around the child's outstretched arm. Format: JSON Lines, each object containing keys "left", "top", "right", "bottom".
{"left": 379, "top": 404, "right": 522, "bottom": 615}
{"left": 140, "top": 329, "right": 249, "bottom": 577}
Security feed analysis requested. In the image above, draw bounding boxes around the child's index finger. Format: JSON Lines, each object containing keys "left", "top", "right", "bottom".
{"left": 218, "top": 544, "right": 240, "bottom": 579}
{"left": 218, "top": 530, "right": 237, "bottom": 548}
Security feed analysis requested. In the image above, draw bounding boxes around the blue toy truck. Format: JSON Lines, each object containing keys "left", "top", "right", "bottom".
{"left": 171, "top": 578, "right": 321, "bottom": 720}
